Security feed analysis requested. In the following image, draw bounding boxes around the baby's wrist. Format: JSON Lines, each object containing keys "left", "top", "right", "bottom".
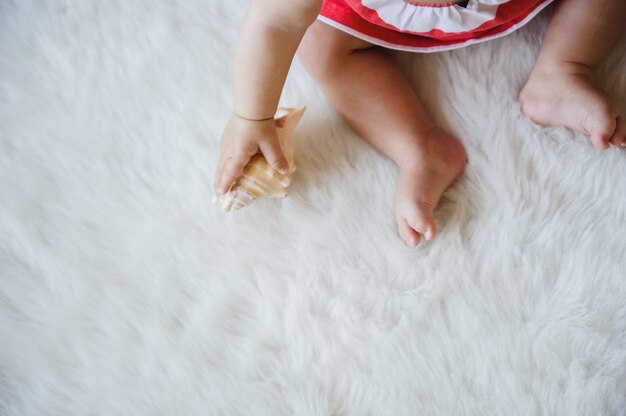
{"left": 233, "top": 111, "right": 275, "bottom": 122}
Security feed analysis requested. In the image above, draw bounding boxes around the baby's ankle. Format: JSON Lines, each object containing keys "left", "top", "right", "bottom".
{"left": 395, "top": 127, "right": 467, "bottom": 172}
{"left": 533, "top": 59, "right": 594, "bottom": 78}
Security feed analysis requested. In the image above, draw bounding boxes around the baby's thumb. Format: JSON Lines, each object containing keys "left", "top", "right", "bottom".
{"left": 259, "top": 141, "right": 289, "bottom": 174}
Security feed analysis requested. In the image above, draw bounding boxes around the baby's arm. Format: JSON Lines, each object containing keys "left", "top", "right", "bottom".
{"left": 214, "top": 0, "right": 321, "bottom": 195}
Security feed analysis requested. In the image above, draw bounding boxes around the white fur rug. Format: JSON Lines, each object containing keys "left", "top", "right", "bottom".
{"left": 1, "top": 1, "right": 625, "bottom": 415}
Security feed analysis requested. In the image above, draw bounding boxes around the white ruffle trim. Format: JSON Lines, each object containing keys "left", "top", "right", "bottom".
{"left": 361, "top": 0, "right": 511, "bottom": 33}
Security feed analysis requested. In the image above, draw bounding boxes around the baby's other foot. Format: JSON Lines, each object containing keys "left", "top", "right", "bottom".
{"left": 394, "top": 127, "right": 467, "bottom": 247}
{"left": 519, "top": 63, "right": 626, "bottom": 149}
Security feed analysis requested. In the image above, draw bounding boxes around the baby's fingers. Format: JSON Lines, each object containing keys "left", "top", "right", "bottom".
{"left": 216, "top": 154, "right": 251, "bottom": 195}
{"left": 259, "top": 140, "right": 289, "bottom": 175}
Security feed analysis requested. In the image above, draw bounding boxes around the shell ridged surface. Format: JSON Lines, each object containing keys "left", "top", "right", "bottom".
{"left": 213, "top": 107, "right": 305, "bottom": 212}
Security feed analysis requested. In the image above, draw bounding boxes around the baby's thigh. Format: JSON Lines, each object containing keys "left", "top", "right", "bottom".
{"left": 300, "top": 19, "right": 373, "bottom": 57}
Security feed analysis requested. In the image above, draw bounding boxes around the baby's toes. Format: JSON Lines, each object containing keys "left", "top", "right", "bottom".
{"left": 608, "top": 116, "right": 626, "bottom": 147}
{"left": 584, "top": 104, "right": 617, "bottom": 150}
{"left": 405, "top": 202, "right": 437, "bottom": 242}
{"left": 397, "top": 218, "right": 420, "bottom": 247}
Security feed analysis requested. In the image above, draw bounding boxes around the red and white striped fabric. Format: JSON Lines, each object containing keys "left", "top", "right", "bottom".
{"left": 318, "top": 0, "right": 555, "bottom": 52}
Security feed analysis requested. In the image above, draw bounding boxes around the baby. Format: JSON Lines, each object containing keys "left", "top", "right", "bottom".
{"left": 214, "top": 0, "right": 626, "bottom": 247}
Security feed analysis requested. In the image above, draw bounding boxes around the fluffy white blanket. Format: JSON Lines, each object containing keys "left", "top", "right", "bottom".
{"left": 1, "top": 1, "right": 625, "bottom": 414}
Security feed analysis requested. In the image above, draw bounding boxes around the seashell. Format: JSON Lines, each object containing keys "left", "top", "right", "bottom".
{"left": 213, "top": 107, "right": 305, "bottom": 212}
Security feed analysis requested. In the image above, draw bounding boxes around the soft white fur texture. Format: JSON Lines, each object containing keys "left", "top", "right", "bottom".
{"left": 1, "top": 1, "right": 626, "bottom": 415}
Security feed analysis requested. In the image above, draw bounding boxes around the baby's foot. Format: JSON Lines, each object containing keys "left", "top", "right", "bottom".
{"left": 394, "top": 127, "right": 467, "bottom": 247}
{"left": 519, "top": 63, "right": 626, "bottom": 149}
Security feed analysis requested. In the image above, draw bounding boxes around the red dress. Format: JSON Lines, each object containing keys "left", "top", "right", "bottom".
{"left": 318, "top": 0, "right": 555, "bottom": 52}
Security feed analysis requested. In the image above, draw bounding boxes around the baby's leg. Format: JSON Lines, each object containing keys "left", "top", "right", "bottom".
{"left": 298, "top": 22, "right": 466, "bottom": 247}
{"left": 520, "top": 0, "right": 626, "bottom": 148}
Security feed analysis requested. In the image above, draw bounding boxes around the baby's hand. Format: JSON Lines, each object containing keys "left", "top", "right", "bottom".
{"left": 214, "top": 113, "right": 289, "bottom": 195}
